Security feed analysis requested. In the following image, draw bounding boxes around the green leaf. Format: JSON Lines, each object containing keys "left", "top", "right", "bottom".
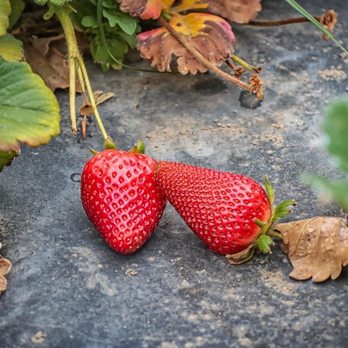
{"left": 0, "top": 34, "right": 23, "bottom": 61}
{"left": 0, "top": 150, "right": 17, "bottom": 172}
{"left": 103, "top": 9, "right": 137, "bottom": 35}
{"left": 81, "top": 15, "right": 97, "bottom": 28}
{"left": 304, "top": 174, "right": 348, "bottom": 211}
{"left": 0, "top": 59, "right": 60, "bottom": 168}
{"left": 257, "top": 235, "right": 273, "bottom": 254}
{"left": 34, "top": 0, "right": 70, "bottom": 5}
{"left": 9, "top": 0, "right": 25, "bottom": 29}
{"left": 0, "top": 0, "right": 11, "bottom": 36}
{"left": 323, "top": 99, "right": 348, "bottom": 174}
{"left": 286, "top": 0, "right": 347, "bottom": 53}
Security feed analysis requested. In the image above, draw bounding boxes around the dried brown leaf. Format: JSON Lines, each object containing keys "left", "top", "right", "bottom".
{"left": 206, "top": 0, "right": 262, "bottom": 24}
{"left": 277, "top": 217, "right": 348, "bottom": 282}
{"left": 137, "top": 13, "right": 235, "bottom": 74}
{"left": 80, "top": 91, "right": 115, "bottom": 116}
{"left": 24, "top": 42, "right": 71, "bottom": 91}
{"left": 19, "top": 18, "right": 88, "bottom": 93}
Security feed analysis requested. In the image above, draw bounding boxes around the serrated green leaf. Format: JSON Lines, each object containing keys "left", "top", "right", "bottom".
{"left": 286, "top": 0, "right": 347, "bottom": 53}
{"left": 304, "top": 174, "right": 348, "bottom": 211}
{"left": 0, "top": 150, "right": 17, "bottom": 172}
{"left": 103, "top": 9, "right": 137, "bottom": 35}
{"left": 257, "top": 235, "right": 273, "bottom": 254}
{"left": 101, "top": 0, "right": 116, "bottom": 9}
{"left": 0, "top": 59, "right": 60, "bottom": 158}
{"left": 81, "top": 15, "right": 97, "bottom": 28}
{"left": 323, "top": 99, "right": 348, "bottom": 174}
{"left": 9, "top": 0, "right": 25, "bottom": 29}
{"left": 0, "top": 0, "right": 11, "bottom": 36}
{"left": 0, "top": 34, "right": 23, "bottom": 61}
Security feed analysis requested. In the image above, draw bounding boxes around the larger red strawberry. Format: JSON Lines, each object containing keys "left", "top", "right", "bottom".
{"left": 81, "top": 150, "right": 166, "bottom": 254}
{"left": 154, "top": 161, "right": 294, "bottom": 258}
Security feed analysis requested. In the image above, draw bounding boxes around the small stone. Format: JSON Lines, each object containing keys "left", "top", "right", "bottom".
{"left": 239, "top": 91, "right": 262, "bottom": 109}
{"left": 31, "top": 331, "right": 46, "bottom": 344}
{"left": 125, "top": 269, "right": 138, "bottom": 276}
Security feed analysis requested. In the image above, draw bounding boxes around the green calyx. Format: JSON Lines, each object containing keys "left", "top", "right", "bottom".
{"left": 254, "top": 176, "right": 296, "bottom": 254}
{"left": 130, "top": 140, "right": 145, "bottom": 154}
{"left": 104, "top": 137, "right": 117, "bottom": 150}
{"left": 226, "top": 177, "right": 295, "bottom": 265}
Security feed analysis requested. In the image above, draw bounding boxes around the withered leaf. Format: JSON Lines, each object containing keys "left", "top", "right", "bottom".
{"left": 23, "top": 32, "right": 87, "bottom": 92}
{"left": 206, "top": 0, "right": 261, "bottom": 24}
{"left": 277, "top": 217, "right": 348, "bottom": 282}
{"left": 80, "top": 91, "right": 115, "bottom": 116}
{"left": 137, "top": 13, "right": 235, "bottom": 74}
{"left": 118, "top": 0, "right": 174, "bottom": 20}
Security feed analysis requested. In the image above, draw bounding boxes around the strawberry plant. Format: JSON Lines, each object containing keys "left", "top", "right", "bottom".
{"left": 1, "top": 0, "right": 348, "bottom": 284}
{"left": 0, "top": 0, "right": 344, "bottom": 172}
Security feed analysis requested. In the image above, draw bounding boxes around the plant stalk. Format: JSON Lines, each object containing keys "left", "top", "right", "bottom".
{"left": 248, "top": 16, "right": 322, "bottom": 27}
{"left": 229, "top": 55, "right": 262, "bottom": 74}
{"left": 54, "top": 6, "right": 79, "bottom": 134}
{"left": 53, "top": 6, "right": 115, "bottom": 148}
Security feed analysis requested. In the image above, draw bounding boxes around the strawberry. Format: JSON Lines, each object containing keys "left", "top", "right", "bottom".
{"left": 154, "top": 161, "right": 294, "bottom": 258}
{"left": 81, "top": 150, "right": 166, "bottom": 254}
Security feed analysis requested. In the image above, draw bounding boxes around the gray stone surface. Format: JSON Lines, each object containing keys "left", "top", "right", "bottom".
{"left": 1, "top": 1, "right": 348, "bottom": 347}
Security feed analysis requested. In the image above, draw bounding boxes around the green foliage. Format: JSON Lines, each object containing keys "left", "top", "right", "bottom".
{"left": 0, "top": 59, "right": 60, "bottom": 172}
{"left": 71, "top": 0, "right": 139, "bottom": 71}
{"left": 0, "top": 34, "right": 23, "bottom": 61}
{"left": 34, "top": 0, "right": 71, "bottom": 6}
{"left": 0, "top": 151, "right": 17, "bottom": 171}
{"left": 0, "top": 0, "right": 11, "bottom": 36}
{"left": 307, "top": 99, "right": 348, "bottom": 210}
{"left": 9, "top": 0, "right": 25, "bottom": 29}
{"left": 323, "top": 100, "right": 348, "bottom": 173}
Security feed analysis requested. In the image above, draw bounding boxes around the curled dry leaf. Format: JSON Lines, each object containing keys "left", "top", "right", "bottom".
{"left": 206, "top": 0, "right": 262, "bottom": 24}
{"left": 276, "top": 217, "right": 348, "bottom": 282}
{"left": 24, "top": 33, "right": 84, "bottom": 92}
{"left": 80, "top": 91, "right": 115, "bottom": 116}
{"left": 137, "top": 13, "right": 234, "bottom": 74}
{"left": 320, "top": 10, "right": 337, "bottom": 40}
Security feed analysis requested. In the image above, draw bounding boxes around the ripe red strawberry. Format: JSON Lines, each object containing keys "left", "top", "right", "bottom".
{"left": 154, "top": 161, "right": 274, "bottom": 256}
{"left": 81, "top": 150, "right": 166, "bottom": 254}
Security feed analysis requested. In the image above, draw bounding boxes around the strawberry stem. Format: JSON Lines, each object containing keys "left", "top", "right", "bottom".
{"left": 229, "top": 55, "right": 262, "bottom": 74}
{"left": 53, "top": 5, "right": 116, "bottom": 149}
{"left": 248, "top": 16, "right": 323, "bottom": 27}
